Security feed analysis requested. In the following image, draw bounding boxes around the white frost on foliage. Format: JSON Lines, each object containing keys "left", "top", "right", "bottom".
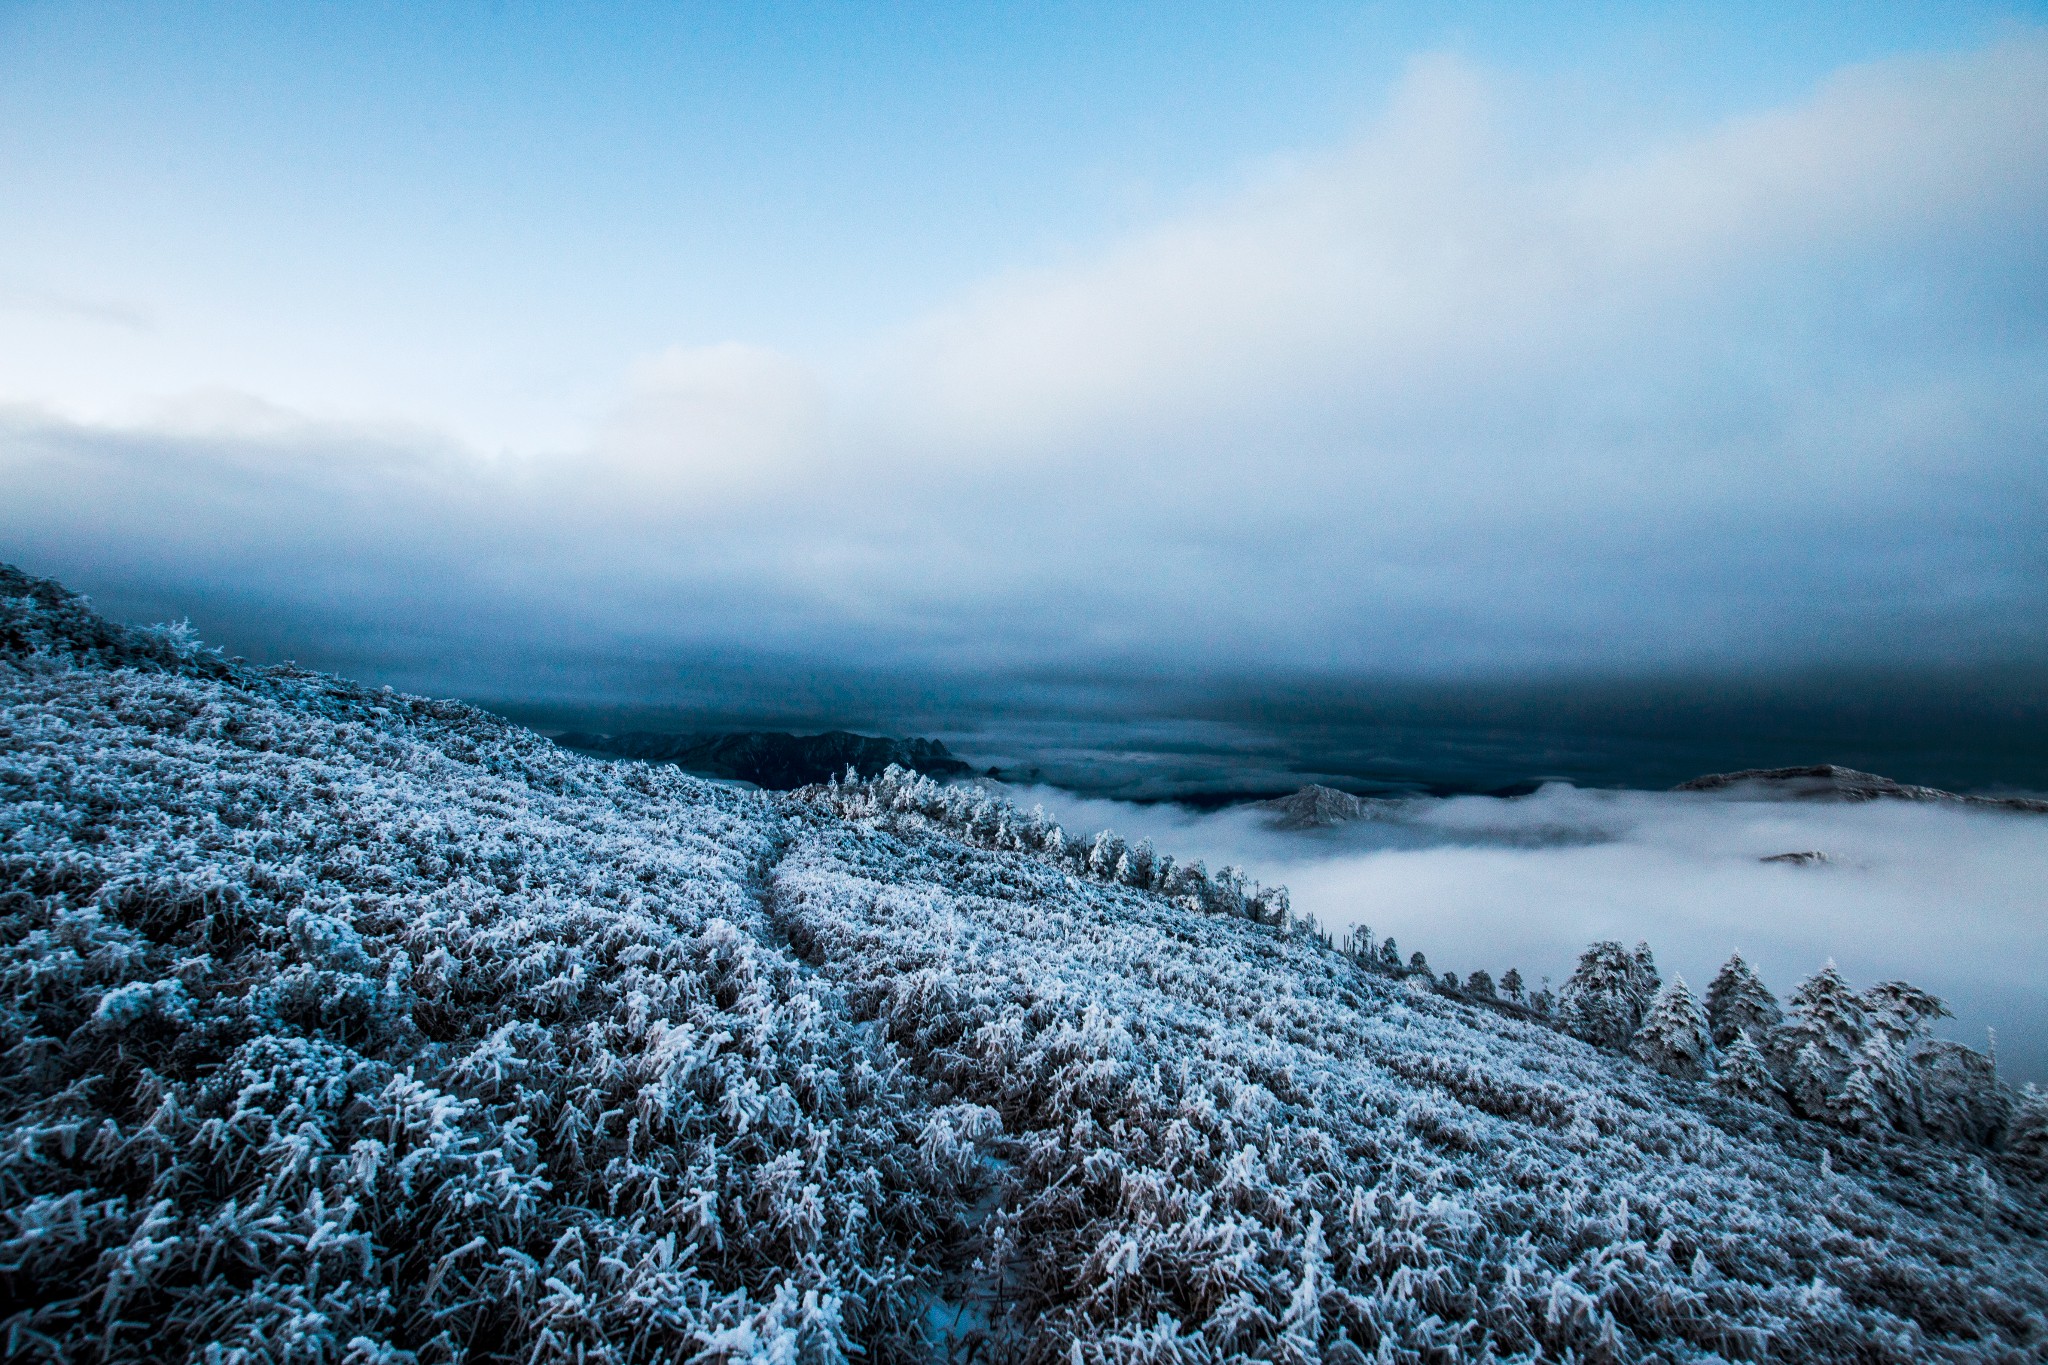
{"left": 2, "top": 566, "right": 2047, "bottom": 1363}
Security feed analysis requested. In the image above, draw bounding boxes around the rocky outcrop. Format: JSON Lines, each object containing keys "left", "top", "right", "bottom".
{"left": 1257, "top": 782, "right": 1399, "bottom": 828}
{"left": 554, "top": 728, "right": 972, "bottom": 789}
{"left": 1676, "top": 763, "right": 2048, "bottom": 813}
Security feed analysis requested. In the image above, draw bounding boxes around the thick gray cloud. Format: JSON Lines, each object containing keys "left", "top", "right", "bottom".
{"left": 2, "top": 41, "right": 2045, "bottom": 697}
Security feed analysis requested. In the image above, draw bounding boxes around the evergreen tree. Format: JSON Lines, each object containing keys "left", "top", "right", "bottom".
{"left": 1125, "top": 838, "right": 1157, "bottom": 888}
{"left": 1466, "top": 970, "right": 1496, "bottom": 1000}
{"left": 1560, "top": 940, "right": 1657, "bottom": 1050}
{"left": 1861, "top": 980, "right": 1949, "bottom": 1045}
{"left": 1250, "top": 885, "right": 1291, "bottom": 929}
{"left": 1630, "top": 940, "right": 1661, "bottom": 1003}
{"left": 1714, "top": 1032, "right": 1786, "bottom": 1110}
{"left": 1840, "top": 1033, "right": 1917, "bottom": 1134}
{"left": 1912, "top": 1039, "right": 2011, "bottom": 1146}
{"left": 1530, "top": 979, "right": 1556, "bottom": 1019}
{"left": 1087, "top": 830, "right": 1123, "bottom": 880}
{"left": 1214, "top": 865, "right": 1251, "bottom": 917}
{"left": 1408, "top": 950, "right": 1431, "bottom": 979}
{"left": 1705, "top": 952, "right": 1782, "bottom": 1049}
{"left": 1631, "top": 976, "right": 1712, "bottom": 1080}
{"left": 1778, "top": 962, "right": 1870, "bottom": 1124}
{"left": 1500, "top": 968, "right": 1525, "bottom": 1005}
{"left": 1379, "top": 936, "right": 1400, "bottom": 971}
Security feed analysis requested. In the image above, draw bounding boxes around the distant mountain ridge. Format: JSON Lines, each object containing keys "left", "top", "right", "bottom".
{"left": 1246, "top": 764, "right": 2048, "bottom": 828}
{"left": 553, "top": 727, "right": 971, "bottom": 788}
{"left": 1674, "top": 763, "right": 2048, "bottom": 812}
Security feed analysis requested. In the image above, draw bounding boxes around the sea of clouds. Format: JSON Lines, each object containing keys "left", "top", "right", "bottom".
{"left": 996, "top": 780, "right": 2048, "bottom": 1084}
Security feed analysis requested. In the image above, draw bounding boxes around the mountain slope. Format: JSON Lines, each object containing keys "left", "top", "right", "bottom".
{"left": 2, "top": 564, "right": 2045, "bottom": 1363}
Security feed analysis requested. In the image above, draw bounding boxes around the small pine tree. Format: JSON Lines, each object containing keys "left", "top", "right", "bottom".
{"left": 1840, "top": 1033, "right": 1917, "bottom": 1134}
{"left": 1380, "top": 937, "right": 1400, "bottom": 971}
{"left": 1861, "top": 980, "right": 1949, "bottom": 1045}
{"left": 1913, "top": 1039, "right": 2011, "bottom": 1146}
{"left": 1126, "top": 838, "right": 1157, "bottom": 888}
{"left": 1251, "top": 885, "right": 1291, "bottom": 930}
{"left": 1560, "top": 941, "right": 1655, "bottom": 1050}
{"left": 1500, "top": 968, "right": 1525, "bottom": 1005}
{"left": 1714, "top": 1032, "right": 1785, "bottom": 1110}
{"left": 1531, "top": 978, "right": 1556, "bottom": 1019}
{"left": 1465, "top": 970, "right": 1496, "bottom": 1000}
{"left": 1087, "top": 830, "right": 1122, "bottom": 880}
{"left": 1630, "top": 940, "right": 1661, "bottom": 1001}
{"left": 1408, "top": 950, "right": 1431, "bottom": 979}
{"left": 1631, "top": 975, "right": 1711, "bottom": 1080}
{"left": 1778, "top": 962, "right": 1870, "bottom": 1124}
{"left": 1706, "top": 952, "right": 1782, "bottom": 1049}
{"left": 1214, "top": 865, "right": 1251, "bottom": 917}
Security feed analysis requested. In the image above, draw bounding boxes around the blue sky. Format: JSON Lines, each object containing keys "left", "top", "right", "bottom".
{"left": 2, "top": 1, "right": 2045, "bottom": 694}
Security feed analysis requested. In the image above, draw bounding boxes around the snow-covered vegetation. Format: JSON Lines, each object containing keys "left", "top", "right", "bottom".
{"left": 4, "top": 563, "right": 2047, "bottom": 1362}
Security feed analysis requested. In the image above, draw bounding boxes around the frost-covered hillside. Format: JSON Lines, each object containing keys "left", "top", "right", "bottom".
{"left": 3, "top": 564, "right": 2046, "bottom": 1363}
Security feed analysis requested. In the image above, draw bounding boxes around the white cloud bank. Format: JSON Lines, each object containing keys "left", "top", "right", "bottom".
{"left": 993, "top": 781, "right": 2048, "bottom": 1084}
{"left": 2, "top": 36, "right": 2046, "bottom": 682}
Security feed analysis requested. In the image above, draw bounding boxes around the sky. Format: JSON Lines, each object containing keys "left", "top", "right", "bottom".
{"left": 2, "top": 2, "right": 2047, "bottom": 719}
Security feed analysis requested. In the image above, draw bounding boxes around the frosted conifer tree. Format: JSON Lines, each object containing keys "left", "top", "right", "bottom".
{"left": 1862, "top": 980, "right": 1949, "bottom": 1045}
{"left": 1466, "top": 969, "right": 1496, "bottom": 1000}
{"left": 1715, "top": 1032, "right": 1786, "bottom": 1109}
{"left": 1630, "top": 940, "right": 1662, "bottom": 1004}
{"left": 1125, "top": 837, "right": 1157, "bottom": 888}
{"left": 1087, "top": 830, "right": 1122, "bottom": 879}
{"left": 1630, "top": 975, "right": 1711, "bottom": 1080}
{"left": 1778, "top": 963, "right": 1871, "bottom": 1124}
{"left": 1706, "top": 952, "right": 1783, "bottom": 1049}
{"left": 1561, "top": 941, "right": 1655, "bottom": 1050}
{"left": 1912, "top": 1039, "right": 2010, "bottom": 1146}
{"left": 1500, "top": 968, "right": 1525, "bottom": 1005}
{"left": 1841, "top": 1034, "right": 1918, "bottom": 1134}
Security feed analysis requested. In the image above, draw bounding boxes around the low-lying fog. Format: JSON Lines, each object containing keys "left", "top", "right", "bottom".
{"left": 995, "top": 781, "right": 2048, "bottom": 1085}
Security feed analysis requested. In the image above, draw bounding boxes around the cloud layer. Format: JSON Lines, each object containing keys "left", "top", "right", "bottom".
{"left": 3, "top": 37, "right": 2045, "bottom": 691}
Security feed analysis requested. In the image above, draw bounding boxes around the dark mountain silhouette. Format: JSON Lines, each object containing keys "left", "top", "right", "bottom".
{"left": 1676, "top": 763, "right": 2048, "bottom": 812}
{"left": 553, "top": 727, "right": 971, "bottom": 789}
